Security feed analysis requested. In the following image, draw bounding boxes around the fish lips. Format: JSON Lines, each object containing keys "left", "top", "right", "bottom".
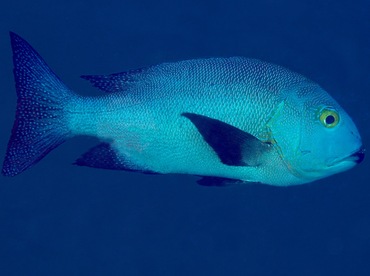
{"left": 351, "top": 147, "right": 365, "bottom": 164}
{"left": 328, "top": 146, "right": 365, "bottom": 167}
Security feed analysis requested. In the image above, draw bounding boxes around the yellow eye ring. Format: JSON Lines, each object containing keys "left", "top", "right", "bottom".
{"left": 319, "top": 108, "right": 340, "bottom": 128}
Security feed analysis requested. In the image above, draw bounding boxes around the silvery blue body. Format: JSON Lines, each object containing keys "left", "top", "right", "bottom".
{"left": 2, "top": 33, "right": 364, "bottom": 186}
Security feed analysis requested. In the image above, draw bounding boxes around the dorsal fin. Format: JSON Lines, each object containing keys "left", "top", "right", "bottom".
{"left": 81, "top": 67, "right": 148, "bottom": 93}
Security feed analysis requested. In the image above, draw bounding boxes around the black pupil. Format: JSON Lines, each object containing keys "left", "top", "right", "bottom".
{"left": 325, "top": 115, "right": 335, "bottom": 125}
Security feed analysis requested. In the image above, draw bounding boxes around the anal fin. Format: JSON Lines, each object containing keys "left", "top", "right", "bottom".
{"left": 74, "top": 142, "right": 156, "bottom": 174}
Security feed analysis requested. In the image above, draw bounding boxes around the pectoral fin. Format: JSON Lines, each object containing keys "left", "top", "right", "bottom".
{"left": 182, "top": 113, "right": 271, "bottom": 167}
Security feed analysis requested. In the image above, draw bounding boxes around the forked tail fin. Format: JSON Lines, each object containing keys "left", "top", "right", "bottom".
{"left": 2, "top": 32, "right": 75, "bottom": 176}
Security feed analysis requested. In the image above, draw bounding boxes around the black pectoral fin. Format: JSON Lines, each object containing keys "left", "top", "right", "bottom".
{"left": 197, "top": 176, "right": 243, "bottom": 187}
{"left": 182, "top": 113, "right": 271, "bottom": 167}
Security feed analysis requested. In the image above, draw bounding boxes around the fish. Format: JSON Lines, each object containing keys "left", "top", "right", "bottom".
{"left": 1, "top": 32, "right": 365, "bottom": 186}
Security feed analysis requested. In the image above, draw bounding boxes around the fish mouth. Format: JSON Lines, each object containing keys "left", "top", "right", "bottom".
{"left": 328, "top": 147, "right": 365, "bottom": 167}
{"left": 351, "top": 147, "right": 366, "bottom": 164}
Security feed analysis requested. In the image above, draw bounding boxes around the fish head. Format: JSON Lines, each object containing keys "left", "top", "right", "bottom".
{"left": 269, "top": 85, "right": 364, "bottom": 184}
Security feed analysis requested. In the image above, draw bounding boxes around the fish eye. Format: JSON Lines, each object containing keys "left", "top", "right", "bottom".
{"left": 319, "top": 108, "right": 340, "bottom": 128}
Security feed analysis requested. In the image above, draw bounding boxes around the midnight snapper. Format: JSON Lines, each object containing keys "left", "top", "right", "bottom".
{"left": 2, "top": 32, "right": 365, "bottom": 186}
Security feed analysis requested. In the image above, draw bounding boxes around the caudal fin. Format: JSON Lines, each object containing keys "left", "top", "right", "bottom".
{"left": 2, "top": 32, "right": 74, "bottom": 176}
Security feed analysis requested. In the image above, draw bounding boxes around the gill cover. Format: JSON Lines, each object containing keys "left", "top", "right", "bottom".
{"left": 266, "top": 97, "right": 304, "bottom": 178}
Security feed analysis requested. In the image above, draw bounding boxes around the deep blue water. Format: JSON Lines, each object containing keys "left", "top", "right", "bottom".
{"left": 0, "top": 0, "right": 369, "bottom": 275}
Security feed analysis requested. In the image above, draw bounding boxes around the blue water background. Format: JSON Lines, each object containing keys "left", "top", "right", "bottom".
{"left": 0, "top": 0, "right": 369, "bottom": 275}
